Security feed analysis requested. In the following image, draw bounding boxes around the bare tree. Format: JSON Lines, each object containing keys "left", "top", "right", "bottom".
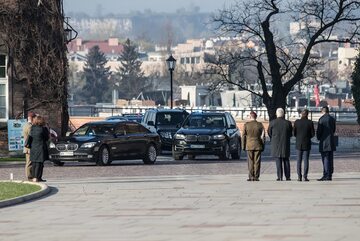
{"left": 212, "top": 0, "right": 360, "bottom": 119}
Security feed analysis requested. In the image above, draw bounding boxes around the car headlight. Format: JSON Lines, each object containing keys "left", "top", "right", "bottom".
{"left": 212, "top": 134, "right": 225, "bottom": 140}
{"left": 49, "top": 142, "right": 56, "bottom": 149}
{"left": 81, "top": 142, "right": 97, "bottom": 148}
{"left": 174, "top": 134, "right": 185, "bottom": 140}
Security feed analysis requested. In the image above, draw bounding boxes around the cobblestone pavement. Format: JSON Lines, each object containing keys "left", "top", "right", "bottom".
{"left": 0, "top": 173, "right": 359, "bottom": 241}
{"left": 0, "top": 151, "right": 359, "bottom": 180}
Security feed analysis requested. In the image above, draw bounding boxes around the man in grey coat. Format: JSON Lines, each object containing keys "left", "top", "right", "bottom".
{"left": 317, "top": 106, "right": 336, "bottom": 181}
{"left": 268, "top": 108, "right": 293, "bottom": 181}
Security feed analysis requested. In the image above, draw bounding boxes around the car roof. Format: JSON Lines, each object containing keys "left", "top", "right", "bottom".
{"left": 85, "top": 120, "right": 133, "bottom": 125}
{"left": 148, "top": 108, "right": 188, "bottom": 113}
{"left": 189, "top": 112, "right": 226, "bottom": 116}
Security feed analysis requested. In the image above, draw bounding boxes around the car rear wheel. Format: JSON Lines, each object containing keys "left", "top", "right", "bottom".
{"left": 231, "top": 141, "right": 241, "bottom": 160}
{"left": 96, "top": 146, "right": 111, "bottom": 166}
{"left": 52, "top": 160, "right": 65, "bottom": 166}
{"left": 172, "top": 146, "right": 184, "bottom": 160}
{"left": 143, "top": 144, "right": 157, "bottom": 165}
{"left": 188, "top": 154, "right": 196, "bottom": 160}
{"left": 219, "top": 142, "right": 231, "bottom": 160}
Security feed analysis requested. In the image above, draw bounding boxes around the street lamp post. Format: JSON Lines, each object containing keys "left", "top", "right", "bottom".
{"left": 166, "top": 55, "right": 176, "bottom": 109}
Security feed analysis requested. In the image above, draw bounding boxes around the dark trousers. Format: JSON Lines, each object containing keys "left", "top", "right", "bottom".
{"left": 297, "top": 150, "right": 310, "bottom": 178}
{"left": 247, "top": 150, "right": 262, "bottom": 180}
{"left": 32, "top": 162, "right": 44, "bottom": 179}
{"left": 276, "top": 157, "right": 290, "bottom": 180}
{"left": 321, "top": 151, "right": 334, "bottom": 179}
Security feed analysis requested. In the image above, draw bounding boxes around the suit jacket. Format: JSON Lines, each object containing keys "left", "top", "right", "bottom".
{"left": 317, "top": 113, "right": 336, "bottom": 152}
{"left": 242, "top": 120, "right": 265, "bottom": 151}
{"left": 294, "top": 117, "right": 315, "bottom": 151}
{"left": 22, "top": 122, "right": 32, "bottom": 154}
{"left": 268, "top": 117, "right": 293, "bottom": 158}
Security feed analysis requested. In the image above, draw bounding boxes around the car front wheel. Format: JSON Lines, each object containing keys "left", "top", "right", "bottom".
{"left": 219, "top": 142, "right": 231, "bottom": 160}
{"left": 231, "top": 141, "right": 241, "bottom": 160}
{"left": 96, "top": 146, "right": 111, "bottom": 166}
{"left": 143, "top": 144, "right": 157, "bottom": 165}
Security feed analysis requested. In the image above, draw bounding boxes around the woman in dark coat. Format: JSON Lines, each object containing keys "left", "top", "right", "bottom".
{"left": 29, "top": 115, "right": 49, "bottom": 182}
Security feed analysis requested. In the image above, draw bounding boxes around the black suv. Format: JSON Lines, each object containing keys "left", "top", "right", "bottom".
{"left": 142, "top": 109, "right": 189, "bottom": 150}
{"left": 172, "top": 112, "right": 241, "bottom": 160}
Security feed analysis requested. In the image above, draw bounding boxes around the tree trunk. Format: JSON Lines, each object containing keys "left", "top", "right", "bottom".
{"left": 264, "top": 86, "right": 287, "bottom": 120}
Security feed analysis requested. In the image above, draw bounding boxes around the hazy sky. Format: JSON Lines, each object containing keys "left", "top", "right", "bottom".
{"left": 64, "top": 0, "right": 232, "bottom": 15}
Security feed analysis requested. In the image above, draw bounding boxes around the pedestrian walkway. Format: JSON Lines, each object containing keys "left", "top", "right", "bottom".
{"left": 0, "top": 173, "right": 359, "bottom": 241}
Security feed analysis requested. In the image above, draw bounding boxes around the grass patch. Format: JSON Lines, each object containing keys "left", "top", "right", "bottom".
{"left": 0, "top": 182, "right": 41, "bottom": 201}
{"left": 0, "top": 157, "right": 25, "bottom": 162}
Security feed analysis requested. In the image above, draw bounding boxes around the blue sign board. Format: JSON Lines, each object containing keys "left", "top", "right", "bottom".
{"left": 7, "top": 119, "right": 27, "bottom": 151}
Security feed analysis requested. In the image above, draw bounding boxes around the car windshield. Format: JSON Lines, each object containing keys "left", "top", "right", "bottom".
{"left": 184, "top": 115, "right": 226, "bottom": 128}
{"left": 73, "top": 124, "right": 115, "bottom": 136}
{"left": 156, "top": 112, "right": 187, "bottom": 126}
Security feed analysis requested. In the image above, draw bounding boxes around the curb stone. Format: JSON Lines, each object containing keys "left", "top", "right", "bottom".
{"left": 0, "top": 180, "right": 50, "bottom": 208}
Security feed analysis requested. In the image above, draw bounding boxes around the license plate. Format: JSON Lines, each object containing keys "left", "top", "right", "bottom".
{"left": 190, "top": 144, "right": 205, "bottom": 149}
{"left": 60, "top": 152, "right": 74, "bottom": 156}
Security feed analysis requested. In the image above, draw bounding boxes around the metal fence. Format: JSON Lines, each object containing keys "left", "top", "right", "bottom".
{"left": 68, "top": 105, "right": 358, "bottom": 123}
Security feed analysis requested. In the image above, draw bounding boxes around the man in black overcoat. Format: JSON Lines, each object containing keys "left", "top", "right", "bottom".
{"left": 317, "top": 106, "right": 336, "bottom": 181}
{"left": 268, "top": 108, "right": 293, "bottom": 181}
{"left": 294, "top": 109, "right": 315, "bottom": 181}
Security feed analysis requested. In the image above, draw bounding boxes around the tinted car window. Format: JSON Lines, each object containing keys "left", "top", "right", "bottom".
{"left": 156, "top": 112, "right": 187, "bottom": 126}
{"left": 73, "top": 125, "right": 89, "bottom": 136}
{"left": 73, "top": 124, "right": 115, "bottom": 136}
{"left": 115, "top": 124, "right": 125, "bottom": 135}
{"left": 126, "top": 123, "right": 141, "bottom": 134}
{"left": 184, "top": 115, "right": 226, "bottom": 128}
{"left": 138, "top": 124, "right": 150, "bottom": 134}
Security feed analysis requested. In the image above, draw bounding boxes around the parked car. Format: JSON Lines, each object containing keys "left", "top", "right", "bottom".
{"left": 142, "top": 109, "right": 189, "bottom": 151}
{"left": 48, "top": 120, "right": 161, "bottom": 166}
{"left": 122, "top": 113, "right": 143, "bottom": 123}
{"left": 105, "top": 114, "right": 143, "bottom": 123}
{"left": 172, "top": 111, "right": 241, "bottom": 160}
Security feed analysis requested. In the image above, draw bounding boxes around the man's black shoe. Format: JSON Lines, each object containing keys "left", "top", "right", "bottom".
{"left": 304, "top": 178, "right": 309, "bottom": 182}
{"left": 297, "top": 177, "right": 302, "bottom": 182}
{"left": 247, "top": 178, "right": 253, "bottom": 181}
{"left": 254, "top": 178, "right": 259, "bottom": 181}
{"left": 286, "top": 178, "right": 291, "bottom": 181}
{"left": 276, "top": 178, "right": 282, "bottom": 181}
{"left": 317, "top": 177, "right": 326, "bottom": 181}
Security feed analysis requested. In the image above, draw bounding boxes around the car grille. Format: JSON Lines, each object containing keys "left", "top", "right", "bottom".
{"left": 56, "top": 143, "right": 78, "bottom": 151}
{"left": 185, "top": 135, "right": 211, "bottom": 142}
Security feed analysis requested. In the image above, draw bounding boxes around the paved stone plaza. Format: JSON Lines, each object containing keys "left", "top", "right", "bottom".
{"left": 0, "top": 171, "right": 359, "bottom": 241}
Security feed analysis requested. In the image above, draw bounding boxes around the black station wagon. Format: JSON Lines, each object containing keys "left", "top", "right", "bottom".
{"left": 48, "top": 120, "right": 161, "bottom": 166}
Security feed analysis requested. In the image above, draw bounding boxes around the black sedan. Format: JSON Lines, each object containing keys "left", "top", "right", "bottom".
{"left": 48, "top": 120, "right": 161, "bottom": 166}
{"left": 172, "top": 112, "right": 241, "bottom": 160}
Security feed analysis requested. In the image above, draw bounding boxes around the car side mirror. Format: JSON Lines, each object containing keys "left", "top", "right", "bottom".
{"left": 147, "top": 121, "right": 155, "bottom": 126}
{"left": 66, "top": 132, "right": 73, "bottom": 137}
{"left": 230, "top": 124, "right": 237, "bottom": 129}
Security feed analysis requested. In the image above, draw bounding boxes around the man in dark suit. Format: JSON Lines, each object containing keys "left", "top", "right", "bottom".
{"left": 268, "top": 108, "right": 293, "bottom": 181}
{"left": 242, "top": 111, "right": 265, "bottom": 181}
{"left": 294, "top": 109, "right": 315, "bottom": 181}
{"left": 317, "top": 106, "right": 336, "bottom": 181}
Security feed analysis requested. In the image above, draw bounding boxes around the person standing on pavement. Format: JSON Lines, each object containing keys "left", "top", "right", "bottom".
{"left": 29, "top": 115, "right": 49, "bottom": 182}
{"left": 294, "top": 109, "right": 315, "bottom": 182}
{"left": 317, "top": 106, "right": 336, "bottom": 181}
{"left": 268, "top": 108, "right": 293, "bottom": 181}
{"left": 242, "top": 111, "right": 265, "bottom": 181}
{"left": 22, "top": 111, "right": 36, "bottom": 181}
